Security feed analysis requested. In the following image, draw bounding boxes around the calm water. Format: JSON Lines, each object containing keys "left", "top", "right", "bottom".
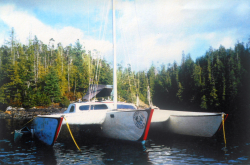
{"left": 0, "top": 118, "right": 249, "bottom": 165}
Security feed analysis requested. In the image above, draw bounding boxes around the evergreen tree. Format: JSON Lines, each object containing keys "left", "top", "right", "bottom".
{"left": 72, "top": 39, "right": 89, "bottom": 98}
{"left": 0, "top": 27, "right": 249, "bottom": 114}
{"left": 44, "top": 68, "right": 61, "bottom": 103}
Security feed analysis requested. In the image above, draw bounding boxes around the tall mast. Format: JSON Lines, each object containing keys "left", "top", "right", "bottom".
{"left": 113, "top": 0, "right": 117, "bottom": 109}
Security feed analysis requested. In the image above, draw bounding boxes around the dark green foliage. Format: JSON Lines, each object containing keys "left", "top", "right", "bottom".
{"left": 35, "top": 91, "right": 51, "bottom": 107}
{"left": 44, "top": 68, "right": 61, "bottom": 103}
{"left": 138, "top": 71, "right": 148, "bottom": 103}
{"left": 151, "top": 42, "right": 250, "bottom": 114}
{"left": 0, "top": 29, "right": 109, "bottom": 108}
{"left": 60, "top": 96, "right": 70, "bottom": 108}
{"left": 71, "top": 40, "right": 89, "bottom": 96}
{"left": 0, "top": 27, "right": 249, "bottom": 114}
{"left": 98, "top": 59, "right": 112, "bottom": 85}
{"left": 22, "top": 95, "right": 36, "bottom": 108}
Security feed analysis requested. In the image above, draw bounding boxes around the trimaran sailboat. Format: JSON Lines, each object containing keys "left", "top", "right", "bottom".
{"left": 15, "top": 0, "right": 226, "bottom": 146}
{"left": 29, "top": 0, "right": 154, "bottom": 146}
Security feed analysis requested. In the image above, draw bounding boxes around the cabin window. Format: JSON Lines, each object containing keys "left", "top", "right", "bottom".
{"left": 69, "top": 106, "right": 75, "bottom": 113}
{"left": 117, "top": 104, "right": 136, "bottom": 110}
{"left": 92, "top": 104, "right": 108, "bottom": 110}
{"left": 79, "top": 104, "right": 108, "bottom": 110}
{"left": 79, "top": 105, "right": 91, "bottom": 110}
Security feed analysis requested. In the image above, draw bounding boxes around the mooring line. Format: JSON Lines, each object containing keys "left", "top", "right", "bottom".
{"left": 222, "top": 113, "right": 226, "bottom": 148}
{"left": 11, "top": 117, "right": 36, "bottom": 134}
{"left": 63, "top": 116, "right": 81, "bottom": 151}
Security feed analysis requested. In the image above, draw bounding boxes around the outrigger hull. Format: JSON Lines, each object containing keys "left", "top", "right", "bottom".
{"left": 151, "top": 109, "right": 223, "bottom": 137}
{"left": 33, "top": 116, "right": 63, "bottom": 146}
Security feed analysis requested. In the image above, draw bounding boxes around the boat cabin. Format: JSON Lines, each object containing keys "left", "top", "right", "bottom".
{"left": 64, "top": 102, "right": 137, "bottom": 114}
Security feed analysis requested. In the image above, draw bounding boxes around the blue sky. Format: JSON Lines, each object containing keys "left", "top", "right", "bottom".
{"left": 0, "top": 0, "right": 250, "bottom": 71}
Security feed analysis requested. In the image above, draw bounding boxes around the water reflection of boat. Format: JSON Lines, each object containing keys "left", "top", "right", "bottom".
{"left": 147, "top": 134, "right": 225, "bottom": 164}
{"left": 14, "top": 126, "right": 32, "bottom": 143}
{"left": 54, "top": 129, "right": 149, "bottom": 165}
{"left": 151, "top": 109, "right": 224, "bottom": 137}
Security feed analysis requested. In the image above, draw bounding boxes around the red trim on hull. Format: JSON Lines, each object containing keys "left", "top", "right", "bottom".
{"left": 53, "top": 117, "right": 64, "bottom": 143}
{"left": 218, "top": 114, "right": 228, "bottom": 131}
{"left": 143, "top": 109, "right": 154, "bottom": 141}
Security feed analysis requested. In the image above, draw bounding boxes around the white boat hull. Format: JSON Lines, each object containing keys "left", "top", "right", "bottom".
{"left": 101, "top": 110, "right": 152, "bottom": 141}
{"left": 62, "top": 110, "right": 108, "bottom": 125}
{"left": 58, "top": 109, "right": 154, "bottom": 142}
{"left": 151, "top": 109, "right": 223, "bottom": 137}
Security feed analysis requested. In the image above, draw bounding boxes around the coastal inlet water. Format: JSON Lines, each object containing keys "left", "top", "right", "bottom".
{"left": 0, "top": 118, "right": 249, "bottom": 164}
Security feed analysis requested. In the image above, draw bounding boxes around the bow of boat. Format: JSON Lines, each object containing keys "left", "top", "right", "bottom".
{"left": 101, "top": 109, "right": 154, "bottom": 142}
{"left": 33, "top": 115, "right": 64, "bottom": 146}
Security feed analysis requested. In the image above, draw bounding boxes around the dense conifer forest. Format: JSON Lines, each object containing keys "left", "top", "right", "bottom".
{"left": 152, "top": 43, "right": 250, "bottom": 115}
{"left": 0, "top": 29, "right": 250, "bottom": 118}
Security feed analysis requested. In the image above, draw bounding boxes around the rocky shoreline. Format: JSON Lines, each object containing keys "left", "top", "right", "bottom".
{"left": 0, "top": 107, "right": 67, "bottom": 119}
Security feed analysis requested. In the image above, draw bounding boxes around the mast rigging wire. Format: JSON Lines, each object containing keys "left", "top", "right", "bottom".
{"left": 88, "top": 0, "right": 111, "bottom": 101}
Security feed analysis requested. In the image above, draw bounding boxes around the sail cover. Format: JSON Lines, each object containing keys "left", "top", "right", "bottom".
{"left": 82, "top": 84, "right": 113, "bottom": 100}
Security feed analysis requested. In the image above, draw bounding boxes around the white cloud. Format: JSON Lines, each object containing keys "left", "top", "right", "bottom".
{"left": 235, "top": 3, "right": 250, "bottom": 16}
{"left": 0, "top": 4, "right": 112, "bottom": 56}
{"left": 0, "top": 5, "right": 81, "bottom": 46}
{"left": 55, "top": 27, "right": 84, "bottom": 47}
{"left": 219, "top": 37, "right": 234, "bottom": 48}
{"left": 113, "top": 0, "right": 249, "bottom": 70}
{"left": 0, "top": 0, "right": 249, "bottom": 71}
{"left": 84, "top": 38, "right": 112, "bottom": 56}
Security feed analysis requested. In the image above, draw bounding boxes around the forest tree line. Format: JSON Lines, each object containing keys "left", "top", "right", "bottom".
{"left": 0, "top": 28, "right": 250, "bottom": 114}
{"left": 0, "top": 29, "right": 114, "bottom": 109}
{"left": 150, "top": 41, "right": 250, "bottom": 115}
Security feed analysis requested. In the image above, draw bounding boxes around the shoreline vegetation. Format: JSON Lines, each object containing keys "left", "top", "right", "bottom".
{"left": 0, "top": 29, "right": 250, "bottom": 119}
{"left": 0, "top": 103, "right": 67, "bottom": 119}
